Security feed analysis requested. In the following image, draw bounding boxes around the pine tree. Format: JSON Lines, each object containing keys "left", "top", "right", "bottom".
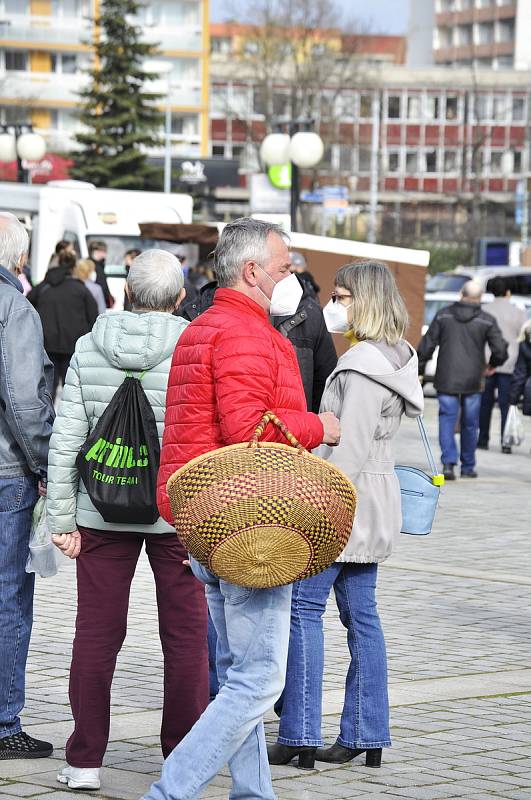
{"left": 71, "top": 0, "right": 162, "bottom": 189}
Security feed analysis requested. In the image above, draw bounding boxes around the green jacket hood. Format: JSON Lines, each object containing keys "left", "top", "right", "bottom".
{"left": 91, "top": 310, "right": 188, "bottom": 372}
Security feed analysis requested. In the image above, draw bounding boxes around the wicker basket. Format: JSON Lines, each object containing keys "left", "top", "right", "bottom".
{"left": 167, "top": 412, "right": 357, "bottom": 588}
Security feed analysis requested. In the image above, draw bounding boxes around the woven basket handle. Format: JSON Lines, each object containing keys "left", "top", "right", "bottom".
{"left": 250, "top": 412, "right": 305, "bottom": 452}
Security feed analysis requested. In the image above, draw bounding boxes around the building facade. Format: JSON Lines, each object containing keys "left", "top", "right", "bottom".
{"left": 408, "top": 0, "right": 531, "bottom": 70}
{"left": 0, "top": 0, "right": 209, "bottom": 158}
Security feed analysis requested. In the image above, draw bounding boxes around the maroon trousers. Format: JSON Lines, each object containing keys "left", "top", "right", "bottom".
{"left": 66, "top": 527, "right": 208, "bottom": 768}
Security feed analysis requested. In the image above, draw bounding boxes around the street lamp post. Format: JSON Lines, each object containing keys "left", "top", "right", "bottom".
{"left": 259, "top": 124, "right": 324, "bottom": 232}
{"left": 144, "top": 59, "right": 174, "bottom": 193}
{"left": 0, "top": 126, "right": 47, "bottom": 183}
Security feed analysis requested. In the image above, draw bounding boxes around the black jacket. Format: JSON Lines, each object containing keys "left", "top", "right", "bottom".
{"left": 28, "top": 266, "right": 98, "bottom": 356}
{"left": 418, "top": 301, "right": 508, "bottom": 395}
{"left": 178, "top": 280, "right": 337, "bottom": 413}
{"left": 509, "top": 338, "right": 531, "bottom": 413}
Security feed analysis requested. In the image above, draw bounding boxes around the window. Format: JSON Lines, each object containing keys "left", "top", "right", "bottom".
{"left": 445, "top": 95, "right": 458, "bottom": 120}
{"left": 387, "top": 152, "right": 400, "bottom": 172}
{"left": 498, "top": 19, "right": 515, "bottom": 43}
{"left": 406, "top": 151, "right": 418, "bottom": 173}
{"left": 212, "top": 144, "right": 225, "bottom": 157}
{"left": 474, "top": 94, "right": 489, "bottom": 120}
{"left": 252, "top": 88, "right": 265, "bottom": 116}
{"left": 338, "top": 145, "right": 353, "bottom": 172}
{"left": 5, "top": 0, "right": 29, "bottom": 11}
{"left": 425, "top": 150, "right": 437, "bottom": 172}
{"left": 4, "top": 50, "right": 28, "bottom": 71}
{"left": 456, "top": 25, "right": 472, "bottom": 46}
{"left": 171, "top": 114, "right": 199, "bottom": 137}
{"left": 444, "top": 150, "right": 459, "bottom": 172}
{"left": 51, "top": 53, "right": 79, "bottom": 74}
{"left": 359, "top": 94, "right": 372, "bottom": 118}
{"left": 210, "top": 86, "right": 227, "bottom": 115}
{"left": 230, "top": 87, "right": 249, "bottom": 117}
{"left": 512, "top": 97, "right": 525, "bottom": 122}
{"left": 244, "top": 40, "right": 259, "bottom": 56}
{"left": 477, "top": 23, "right": 494, "bottom": 45}
{"left": 492, "top": 95, "right": 508, "bottom": 121}
{"left": 211, "top": 37, "right": 231, "bottom": 55}
{"left": 52, "top": 0, "right": 90, "bottom": 14}
{"left": 407, "top": 95, "right": 421, "bottom": 119}
{"left": 358, "top": 147, "right": 371, "bottom": 172}
{"left": 436, "top": 27, "right": 452, "bottom": 49}
{"left": 1, "top": 105, "right": 30, "bottom": 124}
{"left": 513, "top": 151, "right": 522, "bottom": 173}
{"left": 459, "top": 0, "right": 473, "bottom": 8}
{"left": 425, "top": 95, "right": 440, "bottom": 120}
{"left": 497, "top": 55, "right": 513, "bottom": 68}
{"left": 387, "top": 95, "right": 401, "bottom": 119}
{"left": 490, "top": 150, "right": 504, "bottom": 174}
{"left": 232, "top": 144, "right": 244, "bottom": 162}
{"left": 273, "top": 92, "right": 288, "bottom": 118}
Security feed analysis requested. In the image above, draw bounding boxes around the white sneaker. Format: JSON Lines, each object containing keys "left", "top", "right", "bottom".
{"left": 57, "top": 764, "right": 101, "bottom": 790}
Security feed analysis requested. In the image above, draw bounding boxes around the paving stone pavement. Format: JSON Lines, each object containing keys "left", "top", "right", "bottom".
{"left": 1, "top": 398, "right": 530, "bottom": 800}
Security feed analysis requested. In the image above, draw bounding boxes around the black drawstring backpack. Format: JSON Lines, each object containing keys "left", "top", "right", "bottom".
{"left": 76, "top": 372, "right": 160, "bottom": 525}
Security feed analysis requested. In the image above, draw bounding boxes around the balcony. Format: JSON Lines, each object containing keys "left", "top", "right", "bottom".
{"left": 0, "top": 14, "right": 91, "bottom": 48}
{"left": 434, "top": 40, "right": 515, "bottom": 62}
{"left": 0, "top": 71, "right": 89, "bottom": 103}
{"left": 142, "top": 26, "right": 202, "bottom": 53}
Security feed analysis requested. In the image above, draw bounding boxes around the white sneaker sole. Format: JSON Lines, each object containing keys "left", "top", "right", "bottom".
{"left": 57, "top": 773, "right": 101, "bottom": 790}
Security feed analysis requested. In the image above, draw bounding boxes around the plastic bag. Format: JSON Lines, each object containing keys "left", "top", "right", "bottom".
{"left": 502, "top": 405, "right": 525, "bottom": 448}
{"left": 26, "top": 497, "right": 62, "bottom": 578}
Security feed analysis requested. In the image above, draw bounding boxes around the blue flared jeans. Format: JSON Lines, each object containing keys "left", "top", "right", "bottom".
{"left": 277, "top": 562, "right": 391, "bottom": 749}
{"left": 143, "top": 558, "right": 292, "bottom": 800}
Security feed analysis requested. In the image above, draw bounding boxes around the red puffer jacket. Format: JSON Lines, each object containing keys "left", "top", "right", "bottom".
{"left": 157, "top": 288, "right": 324, "bottom": 525}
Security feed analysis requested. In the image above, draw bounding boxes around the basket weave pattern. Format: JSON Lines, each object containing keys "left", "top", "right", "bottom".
{"left": 167, "top": 413, "right": 357, "bottom": 588}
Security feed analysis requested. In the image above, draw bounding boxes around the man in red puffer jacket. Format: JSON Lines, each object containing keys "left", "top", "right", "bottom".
{"left": 146, "top": 218, "right": 340, "bottom": 800}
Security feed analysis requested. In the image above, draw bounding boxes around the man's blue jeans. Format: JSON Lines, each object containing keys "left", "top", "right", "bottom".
{"left": 277, "top": 562, "right": 391, "bottom": 750}
{"left": 438, "top": 393, "right": 482, "bottom": 472}
{"left": 143, "top": 559, "right": 292, "bottom": 800}
{"left": 0, "top": 475, "right": 38, "bottom": 739}
{"left": 479, "top": 374, "right": 512, "bottom": 446}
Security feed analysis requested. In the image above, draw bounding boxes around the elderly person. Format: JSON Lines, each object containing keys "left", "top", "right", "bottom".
{"left": 0, "top": 212, "right": 54, "bottom": 760}
{"left": 269, "top": 261, "right": 424, "bottom": 770}
{"left": 143, "top": 218, "right": 340, "bottom": 800}
{"left": 47, "top": 250, "right": 208, "bottom": 792}
{"left": 73, "top": 258, "right": 106, "bottom": 315}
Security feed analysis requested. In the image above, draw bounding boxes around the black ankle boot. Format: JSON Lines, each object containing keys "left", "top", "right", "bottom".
{"left": 315, "top": 742, "right": 382, "bottom": 767}
{"left": 267, "top": 743, "right": 316, "bottom": 769}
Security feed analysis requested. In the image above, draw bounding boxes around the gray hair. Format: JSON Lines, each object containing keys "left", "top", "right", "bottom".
{"left": 126, "top": 249, "right": 184, "bottom": 311}
{"left": 0, "top": 212, "right": 29, "bottom": 273}
{"left": 214, "top": 217, "right": 289, "bottom": 287}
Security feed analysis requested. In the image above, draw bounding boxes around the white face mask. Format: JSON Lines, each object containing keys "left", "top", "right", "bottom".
{"left": 256, "top": 267, "right": 303, "bottom": 317}
{"left": 323, "top": 299, "right": 351, "bottom": 333}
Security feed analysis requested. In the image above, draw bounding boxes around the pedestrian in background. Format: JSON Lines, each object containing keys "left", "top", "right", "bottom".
{"left": 290, "top": 251, "right": 320, "bottom": 299}
{"left": 29, "top": 252, "right": 98, "bottom": 400}
{"left": 145, "top": 218, "right": 340, "bottom": 800}
{"left": 88, "top": 240, "right": 113, "bottom": 308}
{"left": 47, "top": 250, "right": 208, "bottom": 792}
{"left": 509, "top": 319, "right": 531, "bottom": 416}
{"left": 122, "top": 247, "right": 141, "bottom": 311}
{"left": 418, "top": 280, "right": 507, "bottom": 480}
{"left": 73, "top": 258, "right": 106, "bottom": 315}
{"left": 269, "top": 261, "right": 423, "bottom": 770}
{"left": 478, "top": 277, "right": 527, "bottom": 454}
{"left": 0, "top": 212, "right": 55, "bottom": 760}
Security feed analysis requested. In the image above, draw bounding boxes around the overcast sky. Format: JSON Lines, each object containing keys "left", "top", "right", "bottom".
{"left": 209, "top": 0, "right": 410, "bottom": 35}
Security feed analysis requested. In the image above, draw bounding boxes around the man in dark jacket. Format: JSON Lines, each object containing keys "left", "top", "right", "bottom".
{"left": 0, "top": 212, "right": 55, "bottom": 759}
{"left": 418, "top": 280, "right": 507, "bottom": 480}
{"left": 180, "top": 277, "right": 337, "bottom": 413}
{"left": 28, "top": 253, "right": 98, "bottom": 399}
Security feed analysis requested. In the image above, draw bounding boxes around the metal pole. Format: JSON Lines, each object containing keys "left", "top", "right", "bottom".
{"left": 290, "top": 161, "right": 299, "bottom": 232}
{"left": 164, "top": 77, "right": 171, "bottom": 193}
{"left": 368, "top": 90, "right": 380, "bottom": 244}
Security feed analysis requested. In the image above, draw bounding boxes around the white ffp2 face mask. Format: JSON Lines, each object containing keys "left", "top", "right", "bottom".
{"left": 256, "top": 267, "right": 303, "bottom": 316}
{"left": 323, "top": 299, "right": 351, "bottom": 333}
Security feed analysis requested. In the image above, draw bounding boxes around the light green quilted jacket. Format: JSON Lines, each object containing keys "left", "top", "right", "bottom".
{"left": 46, "top": 310, "right": 188, "bottom": 534}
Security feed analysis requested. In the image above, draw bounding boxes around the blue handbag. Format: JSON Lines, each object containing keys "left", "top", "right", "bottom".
{"left": 395, "top": 417, "right": 444, "bottom": 536}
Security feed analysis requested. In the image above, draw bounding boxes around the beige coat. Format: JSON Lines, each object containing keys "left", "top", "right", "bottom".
{"left": 314, "top": 340, "right": 424, "bottom": 563}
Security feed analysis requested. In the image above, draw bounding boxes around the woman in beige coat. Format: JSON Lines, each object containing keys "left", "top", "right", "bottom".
{"left": 269, "top": 261, "right": 424, "bottom": 770}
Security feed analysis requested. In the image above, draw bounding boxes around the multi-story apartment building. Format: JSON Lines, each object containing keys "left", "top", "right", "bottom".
{"left": 408, "top": 0, "right": 531, "bottom": 70}
{"left": 209, "top": 23, "right": 529, "bottom": 241}
{"left": 0, "top": 0, "right": 209, "bottom": 158}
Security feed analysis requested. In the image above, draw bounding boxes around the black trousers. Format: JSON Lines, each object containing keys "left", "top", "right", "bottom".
{"left": 48, "top": 352, "right": 72, "bottom": 400}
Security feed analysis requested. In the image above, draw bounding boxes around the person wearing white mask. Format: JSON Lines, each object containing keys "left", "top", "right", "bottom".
{"left": 269, "top": 260, "right": 424, "bottom": 771}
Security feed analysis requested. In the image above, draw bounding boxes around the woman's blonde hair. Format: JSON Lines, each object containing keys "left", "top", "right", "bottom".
{"left": 74, "top": 258, "right": 95, "bottom": 281}
{"left": 335, "top": 260, "right": 409, "bottom": 345}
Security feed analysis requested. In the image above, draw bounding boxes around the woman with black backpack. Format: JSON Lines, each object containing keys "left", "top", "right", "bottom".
{"left": 46, "top": 250, "right": 208, "bottom": 792}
